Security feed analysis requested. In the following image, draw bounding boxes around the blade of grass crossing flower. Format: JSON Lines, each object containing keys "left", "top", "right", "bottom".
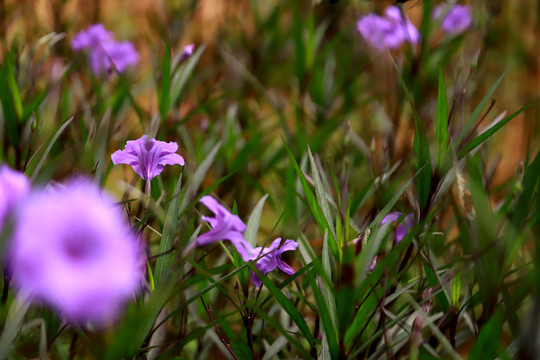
{"left": 245, "top": 194, "right": 269, "bottom": 247}
{"left": 247, "top": 262, "right": 315, "bottom": 351}
{"left": 390, "top": 55, "right": 431, "bottom": 212}
{"left": 154, "top": 173, "right": 182, "bottom": 284}
{"left": 27, "top": 117, "right": 73, "bottom": 181}
{"left": 284, "top": 141, "right": 337, "bottom": 257}
{"left": 436, "top": 66, "right": 449, "bottom": 169}
{"left": 158, "top": 40, "right": 171, "bottom": 122}
{"left": 355, "top": 223, "right": 389, "bottom": 289}
{"left": 458, "top": 101, "right": 536, "bottom": 158}
{"left": 455, "top": 68, "right": 509, "bottom": 147}
{"left": 308, "top": 147, "right": 338, "bottom": 256}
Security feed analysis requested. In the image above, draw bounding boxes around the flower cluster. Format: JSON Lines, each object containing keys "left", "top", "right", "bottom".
{"left": 71, "top": 24, "right": 139, "bottom": 76}
{"left": 195, "top": 195, "right": 298, "bottom": 286}
{"left": 111, "top": 135, "right": 185, "bottom": 181}
{"left": 3, "top": 168, "right": 143, "bottom": 326}
{"left": 433, "top": 4, "right": 472, "bottom": 36}
{"left": 356, "top": 6, "right": 420, "bottom": 51}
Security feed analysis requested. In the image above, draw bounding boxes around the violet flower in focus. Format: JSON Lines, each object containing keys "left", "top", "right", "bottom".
{"left": 249, "top": 238, "right": 298, "bottom": 287}
{"left": 0, "top": 166, "right": 30, "bottom": 230}
{"left": 356, "top": 6, "right": 420, "bottom": 51}
{"left": 381, "top": 212, "right": 414, "bottom": 243}
{"left": 111, "top": 135, "right": 185, "bottom": 181}
{"left": 9, "top": 179, "right": 142, "bottom": 325}
{"left": 196, "top": 195, "right": 252, "bottom": 261}
{"left": 433, "top": 4, "right": 472, "bottom": 35}
{"left": 71, "top": 24, "right": 139, "bottom": 75}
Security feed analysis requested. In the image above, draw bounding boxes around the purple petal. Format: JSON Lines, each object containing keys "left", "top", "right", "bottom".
{"left": 381, "top": 212, "right": 402, "bottom": 225}
{"left": 111, "top": 135, "right": 185, "bottom": 181}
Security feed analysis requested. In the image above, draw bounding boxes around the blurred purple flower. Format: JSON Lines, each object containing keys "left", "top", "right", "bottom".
{"left": 111, "top": 135, "right": 185, "bottom": 181}
{"left": 249, "top": 238, "right": 298, "bottom": 287}
{"left": 180, "top": 44, "right": 195, "bottom": 62}
{"left": 381, "top": 212, "right": 414, "bottom": 243}
{"left": 433, "top": 4, "right": 472, "bottom": 35}
{"left": 196, "top": 196, "right": 252, "bottom": 261}
{"left": 9, "top": 179, "right": 142, "bottom": 325}
{"left": 0, "top": 166, "right": 30, "bottom": 230}
{"left": 356, "top": 6, "right": 420, "bottom": 51}
{"left": 71, "top": 24, "right": 139, "bottom": 75}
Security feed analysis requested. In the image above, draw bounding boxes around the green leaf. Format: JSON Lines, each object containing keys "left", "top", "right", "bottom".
{"left": 158, "top": 40, "right": 171, "bottom": 122}
{"left": 458, "top": 101, "right": 537, "bottom": 157}
{"left": 468, "top": 312, "right": 503, "bottom": 360}
{"left": 154, "top": 173, "right": 183, "bottom": 284}
{"left": 247, "top": 262, "right": 315, "bottom": 350}
{"left": 436, "top": 66, "right": 449, "bottom": 169}
{"left": 455, "top": 69, "right": 509, "bottom": 147}
{"left": 27, "top": 117, "right": 74, "bottom": 181}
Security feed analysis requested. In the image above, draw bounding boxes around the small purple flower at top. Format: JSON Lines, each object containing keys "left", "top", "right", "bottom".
{"left": 71, "top": 24, "right": 139, "bottom": 76}
{"left": 356, "top": 6, "right": 420, "bottom": 51}
{"left": 249, "top": 238, "right": 298, "bottom": 287}
{"left": 180, "top": 44, "right": 195, "bottom": 62}
{"left": 381, "top": 212, "right": 414, "bottom": 243}
{"left": 433, "top": 4, "right": 472, "bottom": 36}
{"left": 196, "top": 196, "right": 253, "bottom": 261}
{"left": 9, "top": 179, "right": 143, "bottom": 326}
{"left": 0, "top": 166, "right": 30, "bottom": 230}
{"left": 111, "top": 135, "right": 185, "bottom": 181}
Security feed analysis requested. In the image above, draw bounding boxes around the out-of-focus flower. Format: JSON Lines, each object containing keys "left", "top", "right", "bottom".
{"left": 9, "top": 179, "right": 142, "bottom": 325}
{"left": 71, "top": 24, "right": 139, "bottom": 75}
{"left": 0, "top": 166, "right": 30, "bottom": 230}
{"left": 196, "top": 196, "right": 252, "bottom": 260}
{"left": 356, "top": 6, "right": 420, "bottom": 51}
{"left": 381, "top": 212, "right": 414, "bottom": 243}
{"left": 249, "top": 238, "right": 298, "bottom": 287}
{"left": 111, "top": 135, "right": 185, "bottom": 181}
{"left": 433, "top": 4, "right": 472, "bottom": 35}
{"left": 180, "top": 44, "right": 195, "bottom": 62}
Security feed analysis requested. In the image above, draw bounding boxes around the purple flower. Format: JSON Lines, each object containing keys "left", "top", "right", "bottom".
{"left": 71, "top": 24, "right": 139, "bottom": 75}
{"left": 9, "top": 179, "right": 142, "bottom": 325}
{"left": 196, "top": 196, "right": 252, "bottom": 260}
{"left": 356, "top": 6, "right": 420, "bottom": 51}
{"left": 249, "top": 238, "right": 298, "bottom": 287}
{"left": 180, "top": 44, "right": 195, "bottom": 62}
{"left": 111, "top": 135, "right": 185, "bottom": 181}
{"left": 381, "top": 212, "right": 414, "bottom": 243}
{"left": 433, "top": 4, "right": 472, "bottom": 35}
{"left": 0, "top": 166, "right": 30, "bottom": 230}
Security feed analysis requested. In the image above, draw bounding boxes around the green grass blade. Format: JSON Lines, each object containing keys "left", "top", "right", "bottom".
{"left": 436, "top": 66, "right": 449, "bottom": 169}
{"left": 245, "top": 194, "right": 268, "bottom": 247}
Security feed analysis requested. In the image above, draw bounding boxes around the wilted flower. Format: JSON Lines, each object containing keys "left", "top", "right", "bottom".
{"left": 249, "top": 238, "right": 298, "bottom": 287}
{"left": 381, "top": 212, "right": 414, "bottom": 243}
{"left": 196, "top": 196, "right": 252, "bottom": 260}
{"left": 433, "top": 4, "right": 472, "bottom": 35}
{"left": 0, "top": 166, "right": 30, "bottom": 230}
{"left": 180, "top": 44, "right": 196, "bottom": 62}
{"left": 356, "top": 6, "right": 420, "bottom": 51}
{"left": 9, "top": 179, "right": 142, "bottom": 325}
{"left": 111, "top": 135, "right": 185, "bottom": 181}
{"left": 71, "top": 24, "right": 139, "bottom": 75}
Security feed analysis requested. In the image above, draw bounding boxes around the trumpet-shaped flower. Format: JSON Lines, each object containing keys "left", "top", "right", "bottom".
{"left": 356, "top": 6, "right": 420, "bottom": 51}
{"left": 0, "top": 166, "right": 30, "bottom": 230}
{"left": 72, "top": 24, "right": 139, "bottom": 75}
{"left": 381, "top": 212, "right": 414, "bottom": 243}
{"left": 9, "top": 179, "right": 143, "bottom": 325}
{"left": 249, "top": 238, "right": 298, "bottom": 287}
{"left": 433, "top": 4, "right": 472, "bottom": 35}
{"left": 196, "top": 196, "right": 251, "bottom": 260}
{"left": 111, "top": 135, "right": 185, "bottom": 181}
